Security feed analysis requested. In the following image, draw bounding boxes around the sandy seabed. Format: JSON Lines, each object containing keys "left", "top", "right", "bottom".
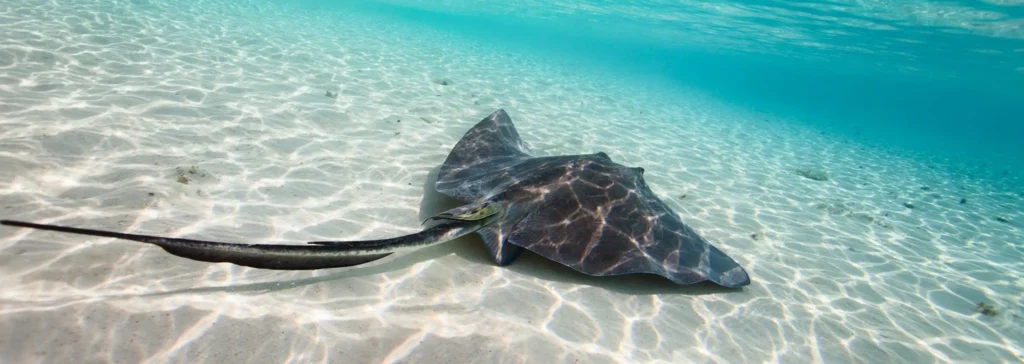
{"left": 0, "top": 1, "right": 1021, "bottom": 363}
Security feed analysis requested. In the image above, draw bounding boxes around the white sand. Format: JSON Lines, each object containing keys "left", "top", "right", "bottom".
{"left": 1, "top": 0, "right": 1021, "bottom": 363}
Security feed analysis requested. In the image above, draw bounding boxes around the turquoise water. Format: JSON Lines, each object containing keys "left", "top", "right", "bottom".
{"left": 318, "top": 0, "right": 1024, "bottom": 171}
{"left": 1, "top": 0, "right": 1022, "bottom": 362}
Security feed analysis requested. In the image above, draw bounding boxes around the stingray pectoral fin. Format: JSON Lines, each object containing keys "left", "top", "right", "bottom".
{"left": 0, "top": 219, "right": 391, "bottom": 270}
{"left": 703, "top": 243, "right": 751, "bottom": 288}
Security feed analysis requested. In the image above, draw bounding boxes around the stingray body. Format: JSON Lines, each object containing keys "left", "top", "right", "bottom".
{"left": 1, "top": 109, "right": 750, "bottom": 288}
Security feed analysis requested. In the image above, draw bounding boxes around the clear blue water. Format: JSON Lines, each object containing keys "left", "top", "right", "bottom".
{"left": 306, "top": 0, "right": 1024, "bottom": 173}
{"left": 1, "top": 0, "right": 1022, "bottom": 362}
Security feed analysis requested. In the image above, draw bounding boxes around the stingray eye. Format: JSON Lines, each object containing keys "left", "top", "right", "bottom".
{"left": 596, "top": 152, "right": 610, "bottom": 160}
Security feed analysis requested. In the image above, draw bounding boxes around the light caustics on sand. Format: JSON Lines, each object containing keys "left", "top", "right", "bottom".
{"left": 0, "top": 0, "right": 1021, "bottom": 363}
{"left": 2, "top": 109, "right": 751, "bottom": 289}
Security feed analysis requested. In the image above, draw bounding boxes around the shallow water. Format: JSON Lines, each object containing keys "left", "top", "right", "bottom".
{"left": 0, "top": 0, "right": 1021, "bottom": 363}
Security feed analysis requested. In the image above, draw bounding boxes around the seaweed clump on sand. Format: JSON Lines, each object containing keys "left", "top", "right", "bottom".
{"left": 976, "top": 302, "right": 998, "bottom": 317}
{"left": 796, "top": 168, "right": 829, "bottom": 181}
{"left": 175, "top": 164, "right": 212, "bottom": 185}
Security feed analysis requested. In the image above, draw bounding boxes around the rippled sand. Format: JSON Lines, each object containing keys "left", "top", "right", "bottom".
{"left": 1, "top": 1, "right": 1021, "bottom": 363}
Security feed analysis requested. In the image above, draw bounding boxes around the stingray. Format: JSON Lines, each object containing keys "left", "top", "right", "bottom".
{"left": 1, "top": 109, "right": 750, "bottom": 288}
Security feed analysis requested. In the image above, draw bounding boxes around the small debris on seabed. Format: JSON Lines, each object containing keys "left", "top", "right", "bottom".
{"left": 976, "top": 302, "right": 998, "bottom": 317}
{"left": 174, "top": 164, "right": 213, "bottom": 185}
{"left": 921, "top": 186, "right": 931, "bottom": 191}
{"left": 750, "top": 232, "right": 763, "bottom": 241}
{"left": 960, "top": 198, "right": 967, "bottom": 204}
{"left": 795, "top": 168, "right": 829, "bottom": 181}
{"left": 324, "top": 90, "right": 338, "bottom": 99}
{"left": 903, "top": 202, "right": 915, "bottom": 209}
{"left": 995, "top": 216, "right": 1010, "bottom": 223}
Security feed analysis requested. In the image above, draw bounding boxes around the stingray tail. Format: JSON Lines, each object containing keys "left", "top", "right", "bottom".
{"left": 0, "top": 219, "right": 485, "bottom": 270}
